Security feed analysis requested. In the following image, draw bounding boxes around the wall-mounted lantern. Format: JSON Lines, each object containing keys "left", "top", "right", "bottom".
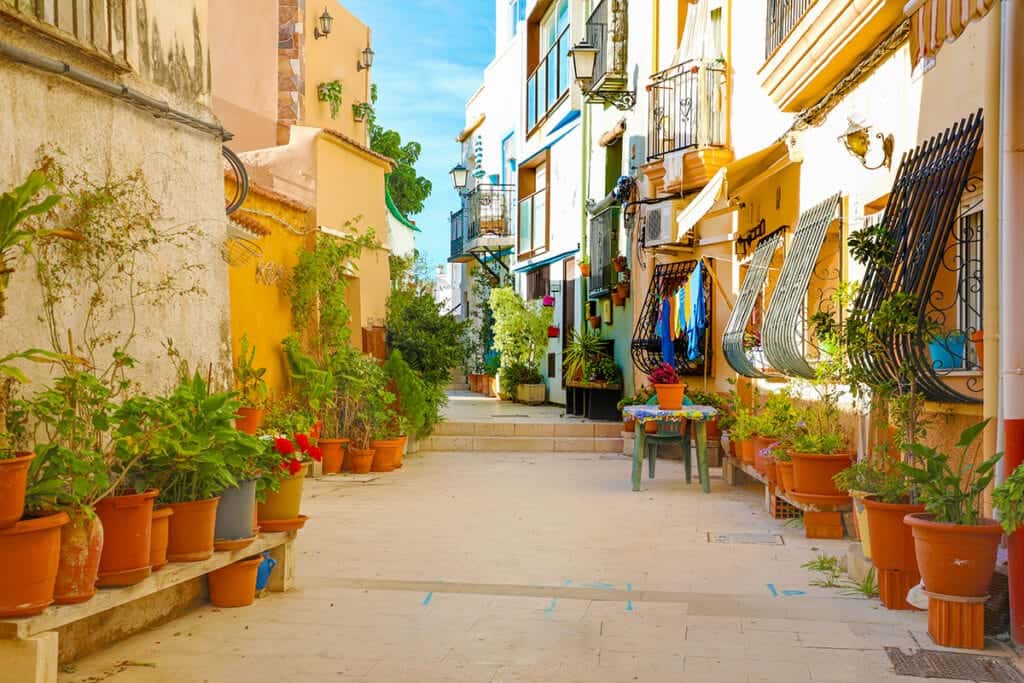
{"left": 314, "top": 8, "right": 333, "bottom": 40}
{"left": 358, "top": 46, "right": 375, "bottom": 71}
{"left": 569, "top": 39, "right": 635, "bottom": 111}
{"left": 839, "top": 118, "right": 894, "bottom": 171}
{"left": 450, "top": 164, "right": 469, "bottom": 191}
{"left": 569, "top": 40, "right": 598, "bottom": 85}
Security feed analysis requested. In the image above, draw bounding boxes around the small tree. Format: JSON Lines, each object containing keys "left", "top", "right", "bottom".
{"left": 488, "top": 287, "right": 552, "bottom": 370}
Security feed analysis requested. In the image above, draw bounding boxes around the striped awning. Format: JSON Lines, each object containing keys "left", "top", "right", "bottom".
{"left": 905, "top": 0, "right": 996, "bottom": 68}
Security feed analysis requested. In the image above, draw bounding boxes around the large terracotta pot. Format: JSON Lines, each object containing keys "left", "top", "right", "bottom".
{"left": 654, "top": 384, "right": 685, "bottom": 410}
{"left": 208, "top": 557, "right": 262, "bottom": 608}
{"left": 0, "top": 512, "right": 69, "bottom": 617}
{"left": 371, "top": 438, "right": 402, "bottom": 472}
{"left": 349, "top": 447, "right": 375, "bottom": 474}
{"left": 54, "top": 510, "right": 104, "bottom": 605}
{"left": 738, "top": 439, "right": 756, "bottom": 465}
{"left": 319, "top": 438, "right": 347, "bottom": 474}
{"left": 753, "top": 436, "right": 775, "bottom": 475}
{"left": 235, "top": 406, "right": 265, "bottom": 435}
{"left": 905, "top": 513, "right": 1003, "bottom": 597}
{"left": 95, "top": 489, "right": 157, "bottom": 587}
{"left": 166, "top": 497, "right": 221, "bottom": 562}
{"left": 0, "top": 452, "right": 34, "bottom": 529}
{"left": 864, "top": 498, "right": 924, "bottom": 571}
{"left": 777, "top": 461, "right": 794, "bottom": 492}
{"left": 150, "top": 507, "right": 173, "bottom": 572}
{"left": 790, "top": 452, "right": 853, "bottom": 496}
{"left": 258, "top": 465, "right": 307, "bottom": 521}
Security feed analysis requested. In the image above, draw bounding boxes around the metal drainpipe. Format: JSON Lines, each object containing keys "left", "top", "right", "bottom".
{"left": 580, "top": 0, "right": 593, "bottom": 334}
{"left": 1000, "top": 0, "right": 1024, "bottom": 647}
{"left": 983, "top": 3, "right": 1002, "bottom": 510}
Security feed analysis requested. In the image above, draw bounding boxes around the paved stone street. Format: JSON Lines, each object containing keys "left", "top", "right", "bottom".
{"left": 61, "top": 399, "right": 1022, "bottom": 682}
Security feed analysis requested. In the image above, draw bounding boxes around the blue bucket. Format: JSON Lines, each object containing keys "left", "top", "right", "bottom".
{"left": 929, "top": 333, "right": 966, "bottom": 370}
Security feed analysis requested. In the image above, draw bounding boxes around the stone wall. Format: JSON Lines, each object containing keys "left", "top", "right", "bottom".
{"left": 277, "top": 0, "right": 304, "bottom": 145}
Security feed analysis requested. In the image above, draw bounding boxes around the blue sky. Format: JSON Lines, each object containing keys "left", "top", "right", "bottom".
{"left": 337, "top": 0, "right": 495, "bottom": 273}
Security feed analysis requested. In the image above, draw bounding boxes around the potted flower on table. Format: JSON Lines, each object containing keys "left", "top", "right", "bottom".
{"left": 648, "top": 363, "right": 685, "bottom": 410}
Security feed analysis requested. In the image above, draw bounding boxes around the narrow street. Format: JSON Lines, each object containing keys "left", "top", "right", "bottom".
{"left": 60, "top": 396, "right": 1017, "bottom": 683}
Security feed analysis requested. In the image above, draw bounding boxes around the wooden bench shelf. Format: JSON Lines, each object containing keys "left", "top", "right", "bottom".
{"left": 0, "top": 531, "right": 296, "bottom": 682}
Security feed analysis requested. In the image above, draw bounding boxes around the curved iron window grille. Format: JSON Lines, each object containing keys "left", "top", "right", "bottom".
{"left": 631, "top": 260, "right": 712, "bottom": 376}
{"left": 223, "top": 146, "right": 249, "bottom": 216}
{"left": 722, "top": 231, "right": 784, "bottom": 378}
{"left": 850, "top": 110, "right": 984, "bottom": 403}
{"left": 762, "top": 193, "right": 843, "bottom": 378}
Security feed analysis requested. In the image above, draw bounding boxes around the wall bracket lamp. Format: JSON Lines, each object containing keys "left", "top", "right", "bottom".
{"left": 314, "top": 8, "right": 333, "bottom": 40}
{"left": 839, "top": 118, "right": 894, "bottom": 171}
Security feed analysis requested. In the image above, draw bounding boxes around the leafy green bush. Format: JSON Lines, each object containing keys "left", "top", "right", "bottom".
{"left": 489, "top": 287, "right": 552, "bottom": 369}
{"left": 387, "top": 286, "right": 467, "bottom": 388}
{"left": 833, "top": 459, "right": 909, "bottom": 502}
{"left": 993, "top": 463, "right": 1024, "bottom": 534}
{"left": 499, "top": 362, "right": 543, "bottom": 400}
{"left": 384, "top": 350, "right": 431, "bottom": 438}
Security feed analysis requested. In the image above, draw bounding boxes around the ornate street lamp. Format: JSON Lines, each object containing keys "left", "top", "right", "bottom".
{"left": 838, "top": 118, "right": 894, "bottom": 171}
{"left": 569, "top": 39, "right": 635, "bottom": 111}
{"left": 450, "top": 164, "right": 469, "bottom": 191}
{"left": 358, "top": 45, "right": 375, "bottom": 71}
{"left": 314, "top": 8, "right": 333, "bottom": 40}
{"left": 569, "top": 40, "right": 598, "bottom": 85}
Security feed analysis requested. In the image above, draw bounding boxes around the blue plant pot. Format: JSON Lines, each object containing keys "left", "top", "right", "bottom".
{"left": 929, "top": 333, "right": 966, "bottom": 370}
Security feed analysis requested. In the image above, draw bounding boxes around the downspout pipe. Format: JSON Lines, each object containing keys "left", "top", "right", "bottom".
{"left": 999, "top": 0, "right": 1024, "bottom": 647}
{"left": 984, "top": 3, "right": 1002, "bottom": 502}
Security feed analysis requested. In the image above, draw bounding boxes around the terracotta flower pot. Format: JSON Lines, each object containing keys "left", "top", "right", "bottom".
{"left": 654, "top": 383, "right": 685, "bottom": 410}
{"left": 208, "top": 556, "right": 262, "bottom": 608}
{"left": 739, "top": 439, "right": 756, "bottom": 465}
{"left": 611, "top": 292, "right": 626, "bottom": 307}
{"left": 705, "top": 418, "right": 721, "bottom": 440}
{"left": 166, "top": 497, "right": 221, "bottom": 563}
{"left": 644, "top": 421, "right": 660, "bottom": 434}
{"left": 371, "top": 438, "right": 402, "bottom": 472}
{"left": 790, "top": 452, "right": 853, "bottom": 496}
{"left": 764, "top": 458, "right": 778, "bottom": 486}
{"left": 776, "top": 461, "right": 794, "bottom": 492}
{"left": 753, "top": 436, "right": 775, "bottom": 474}
{"left": 623, "top": 418, "right": 636, "bottom": 433}
{"left": 0, "top": 452, "right": 34, "bottom": 529}
{"left": 235, "top": 406, "right": 265, "bottom": 435}
{"left": 349, "top": 446, "right": 375, "bottom": 474}
{"left": 580, "top": 263, "right": 591, "bottom": 277}
{"left": 95, "top": 489, "right": 158, "bottom": 587}
{"left": 588, "top": 315, "right": 601, "bottom": 329}
{"left": 971, "top": 330, "right": 984, "bottom": 368}
{"left": 258, "top": 465, "right": 307, "bottom": 522}
{"left": 864, "top": 498, "right": 924, "bottom": 572}
{"left": 0, "top": 511, "right": 69, "bottom": 617}
{"left": 319, "top": 438, "right": 347, "bottom": 474}
{"left": 150, "top": 507, "right": 173, "bottom": 572}
{"left": 905, "top": 513, "right": 1003, "bottom": 597}
{"left": 54, "top": 510, "right": 104, "bottom": 605}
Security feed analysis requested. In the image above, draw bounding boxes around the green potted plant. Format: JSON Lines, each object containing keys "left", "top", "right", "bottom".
{"left": 687, "top": 389, "right": 728, "bottom": 440}
{"left": 483, "top": 353, "right": 500, "bottom": 398}
{"left": 563, "top": 328, "right": 605, "bottom": 386}
{"left": 317, "top": 80, "right": 343, "bottom": 119}
{"left": 730, "top": 407, "right": 758, "bottom": 466}
{"left": 489, "top": 287, "right": 551, "bottom": 405}
{"left": 0, "top": 379, "right": 33, "bottom": 529}
{"left": 234, "top": 334, "right": 268, "bottom": 435}
{"left": 786, "top": 387, "right": 852, "bottom": 498}
{"left": 901, "top": 420, "right": 1003, "bottom": 601}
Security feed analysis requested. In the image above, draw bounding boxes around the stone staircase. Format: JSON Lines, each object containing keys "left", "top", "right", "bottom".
{"left": 446, "top": 367, "right": 469, "bottom": 392}
{"left": 420, "top": 420, "right": 624, "bottom": 454}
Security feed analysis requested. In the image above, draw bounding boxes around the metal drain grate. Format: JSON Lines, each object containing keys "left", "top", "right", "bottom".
{"left": 707, "top": 532, "right": 784, "bottom": 546}
{"left": 492, "top": 414, "right": 530, "bottom": 418}
{"left": 886, "top": 648, "right": 1024, "bottom": 682}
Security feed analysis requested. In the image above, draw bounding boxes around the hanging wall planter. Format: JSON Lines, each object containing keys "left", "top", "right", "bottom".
{"left": 580, "top": 263, "right": 591, "bottom": 277}
{"left": 588, "top": 315, "right": 601, "bottom": 329}
{"left": 542, "top": 295, "right": 556, "bottom": 307}
{"left": 547, "top": 325, "right": 560, "bottom": 338}
{"left": 613, "top": 256, "right": 628, "bottom": 273}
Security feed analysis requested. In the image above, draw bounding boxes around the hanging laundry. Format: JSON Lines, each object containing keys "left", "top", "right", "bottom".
{"left": 659, "top": 297, "right": 675, "bottom": 366}
{"left": 687, "top": 261, "right": 707, "bottom": 361}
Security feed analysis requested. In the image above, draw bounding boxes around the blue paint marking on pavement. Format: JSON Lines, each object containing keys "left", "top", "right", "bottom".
{"left": 422, "top": 592, "right": 433, "bottom": 606}
{"left": 626, "top": 582, "right": 634, "bottom": 612}
{"left": 767, "top": 583, "right": 779, "bottom": 597}
{"left": 782, "top": 590, "right": 806, "bottom": 597}
{"left": 582, "top": 582, "right": 616, "bottom": 590}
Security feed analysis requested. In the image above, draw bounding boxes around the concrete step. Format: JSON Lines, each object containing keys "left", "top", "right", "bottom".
{"left": 419, "top": 434, "right": 624, "bottom": 454}
{"left": 433, "top": 420, "right": 623, "bottom": 438}
{"left": 445, "top": 382, "right": 470, "bottom": 391}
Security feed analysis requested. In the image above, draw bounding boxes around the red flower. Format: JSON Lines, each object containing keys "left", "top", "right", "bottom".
{"left": 294, "top": 433, "right": 311, "bottom": 452}
{"left": 287, "top": 458, "right": 303, "bottom": 475}
{"left": 274, "top": 437, "right": 295, "bottom": 455}
{"left": 307, "top": 446, "right": 323, "bottom": 462}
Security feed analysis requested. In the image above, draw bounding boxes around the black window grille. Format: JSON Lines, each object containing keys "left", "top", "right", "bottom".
{"left": 631, "top": 260, "right": 713, "bottom": 376}
{"left": 588, "top": 208, "right": 618, "bottom": 297}
{"left": 850, "top": 111, "right": 984, "bottom": 403}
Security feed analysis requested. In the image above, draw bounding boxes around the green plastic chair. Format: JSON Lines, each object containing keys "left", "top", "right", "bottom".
{"left": 639, "top": 394, "right": 697, "bottom": 484}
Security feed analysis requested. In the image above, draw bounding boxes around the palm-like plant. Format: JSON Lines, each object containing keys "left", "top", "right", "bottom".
{"left": 563, "top": 328, "right": 606, "bottom": 383}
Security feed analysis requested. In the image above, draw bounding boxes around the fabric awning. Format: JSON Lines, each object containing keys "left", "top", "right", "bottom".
{"left": 905, "top": 0, "right": 995, "bottom": 69}
{"left": 675, "top": 167, "right": 726, "bottom": 241}
{"left": 512, "top": 248, "right": 579, "bottom": 273}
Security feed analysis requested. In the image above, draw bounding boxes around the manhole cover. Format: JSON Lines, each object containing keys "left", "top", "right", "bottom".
{"left": 706, "top": 532, "right": 784, "bottom": 546}
{"left": 886, "top": 648, "right": 1024, "bottom": 682}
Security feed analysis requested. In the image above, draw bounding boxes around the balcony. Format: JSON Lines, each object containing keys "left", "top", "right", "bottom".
{"left": 465, "top": 184, "right": 516, "bottom": 249}
{"left": 758, "top": 0, "right": 905, "bottom": 112}
{"left": 583, "top": 0, "right": 629, "bottom": 98}
{"left": 643, "top": 60, "right": 731, "bottom": 195}
{"left": 449, "top": 209, "right": 470, "bottom": 264}
{"left": 0, "top": 0, "right": 129, "bottom": 66}
{"left": 526, "top": 25, "right": 571, "bottom": 133}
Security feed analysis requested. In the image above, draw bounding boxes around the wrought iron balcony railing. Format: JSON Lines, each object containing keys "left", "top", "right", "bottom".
{"left": 588, "top": 208, "right": 618, "bottom": 297}
{"left": 527, "top": 25, "right": 571, "bottom": 132}
{"left": 647, "top": 60, "right": 727, "bottom": 161}
{"left": 586, "top": 0, "right": 611, "bottom": 88}
{"left": 765, "top": 0, "right": 814, "bottom": 60}
{"left": 465, "top": 184, "right": 516, "bottom": 241}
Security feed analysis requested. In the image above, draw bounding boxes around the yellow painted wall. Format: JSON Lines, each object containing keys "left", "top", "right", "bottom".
{"left": 226, "top": 179, "right": 314, "bottom": 395}
{"left": 314, "top": 132, "right": 393, "bottom": 345}
{"left": 303, "top": 2, "right": 373, "bottom": 142}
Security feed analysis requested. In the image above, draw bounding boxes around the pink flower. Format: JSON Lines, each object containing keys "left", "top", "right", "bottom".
{"left": 274, "top": 438, "right": 295, "bottom": 455}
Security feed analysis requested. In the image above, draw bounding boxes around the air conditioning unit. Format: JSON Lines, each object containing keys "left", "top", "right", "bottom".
{"left": 643, "top": 200, "right": 691, "bottom": 248}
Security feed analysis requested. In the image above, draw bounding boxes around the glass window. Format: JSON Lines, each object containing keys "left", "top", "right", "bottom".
{"left": 533, "top": 192, "right": 547, "bottom": 252}
{"left": 535, "top": 162, "right": 547, "bottom": 192}
{"left": 519, "top": 197, "right": 533, "bottom": 255}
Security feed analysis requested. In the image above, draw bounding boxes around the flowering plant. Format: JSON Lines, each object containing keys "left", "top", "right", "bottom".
{"left": 647, "top": 362, "right": 680, "bottom": 386}
{"left": 271, "top": 432, "right": 323, "bottom": 476}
